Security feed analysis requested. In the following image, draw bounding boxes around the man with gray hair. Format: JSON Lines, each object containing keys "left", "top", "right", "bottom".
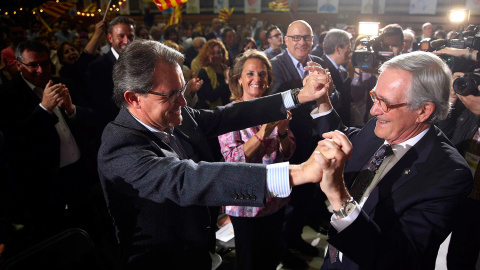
{"left": 322, "top": 28, "right": 352, "bottom": 125}
{"left": 97, "top": 39, "right": 331, "bottom": 269}
{"left": 311, "top": 51, "right": 472, "bottom": 270}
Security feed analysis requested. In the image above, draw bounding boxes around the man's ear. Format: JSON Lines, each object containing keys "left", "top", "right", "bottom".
{"left": 416, "top": 101, "right": 435, "bottom": 123}
{"left": 124, "top": 90, "right": 141, "bottom": 109}
{"left": 107, "top": 33, "right": 113, "bottom": 45}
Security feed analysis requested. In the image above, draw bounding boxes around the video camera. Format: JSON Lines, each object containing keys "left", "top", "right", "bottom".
{"left": 351, "top": 36, "right": 394, "bottom": 69}
{"left": 421, "top": 25, "right": 480, "bottom": 72}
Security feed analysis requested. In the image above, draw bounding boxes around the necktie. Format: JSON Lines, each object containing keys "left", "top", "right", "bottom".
{"left": 328, "top": 144, "right": 393, "bottom": 263}
{"left": 339, "top": 66, "right": 348, "bottom": 82}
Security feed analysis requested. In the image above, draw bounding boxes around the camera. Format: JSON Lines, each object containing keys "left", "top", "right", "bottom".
{"left": 453, "top": 72, "right": 480, "bottom": 96}
{"left": 351, "top": 36, "right": 394, "bottom": 69}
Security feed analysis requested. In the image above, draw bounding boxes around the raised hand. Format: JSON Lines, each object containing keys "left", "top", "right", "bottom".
{"left": 41, "top": 80, "right": 66, "bottom": 111}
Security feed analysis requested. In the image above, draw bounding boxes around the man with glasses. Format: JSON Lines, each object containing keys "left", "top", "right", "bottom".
{"left": 270, "top": 20, "right": 339, "bottom": 267}
{"left": 0, "top": 40, "right": 95, "bottom": 252}
{"left": 311, "top": 51, "right": 471, "bottom": 270}
{"left": 98, "top": 39, "right": 332, "bottom": 269}
{"left": 264, "top": 26, "right": 285, "bottom": 60}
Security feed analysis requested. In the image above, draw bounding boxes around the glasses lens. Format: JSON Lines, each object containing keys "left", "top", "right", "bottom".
{"left": 303, "top": 35, "right": 312, "bottom": 41}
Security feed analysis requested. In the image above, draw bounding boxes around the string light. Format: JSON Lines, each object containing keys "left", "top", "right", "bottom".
{"left": 112, "top": 5, "right": 116, "bottom": 8}
{"left": 19, "top": 8, "right": 23, "bottom": 11}
{"left": 119, "top": 1, "right": 122, "bottom": 5}
{"left": 109, "top": 8, "right": 113, "bottom": 11}
{"left": 40, "top": 9, "right": 43, "bottom": 12}
{"left": 77, "top": 11, "right": 80, "bottom": 15}
{"left": 5, "top": 12, "right": 8, "bottom": 15}
{"left": 116, "top": 8, "right": 119, "bottom": 11}
{"left": 13, "top": 11, "right": 16, "bottom": 14}
{"left": 98, "top": 9, "right": 101, "bottom": 12}
{"left": 33, "top": 11, "right": 36, "bottom": 14}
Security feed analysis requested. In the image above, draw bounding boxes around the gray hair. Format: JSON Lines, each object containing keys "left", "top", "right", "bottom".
{"left": 323, "top": 29, "right": 351, "bottom": 55}
{"left": 113, "top": 39, "right": 184, "bottom": 108}
{"left": 379, "top": 51, "right": 451, "bottom": 123}
{"left": 403, "top": 29, "right": 415, "bottom": 40}
{"left": 193, "top": 37, "right": 206, "bottom": 44}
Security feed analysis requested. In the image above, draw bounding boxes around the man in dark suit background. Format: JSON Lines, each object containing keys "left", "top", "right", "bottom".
{"left": 97, "top": 39, "right": 331, "bottom": 269}
{"left": 312, "top": 51, "right": 472, "bottom": 270}
{"left": 86, "top": 16, "right": 135, "bottom": 132}
{"left": 269, "top": 20, "right": 335, "bottom": 266}
{"left": 0, "top": 40, "right": 96, "bottom": 255}
{"left": 322, "top": 29, "right": 352, "bottom": 125}
{"left": 205, "top": 18, "right": 222, "bottom": 41}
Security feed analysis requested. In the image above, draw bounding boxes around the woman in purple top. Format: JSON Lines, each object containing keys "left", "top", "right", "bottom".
{"left": 218, "top": 50, "right": 295, "bottom": 269}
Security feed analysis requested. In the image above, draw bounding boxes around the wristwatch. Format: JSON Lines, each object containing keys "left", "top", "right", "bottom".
{"left": 290, "top": 88, "right": 301, "bottom": 107}
{"left": 333, "top": 197, "right": 357, "bottom": 218}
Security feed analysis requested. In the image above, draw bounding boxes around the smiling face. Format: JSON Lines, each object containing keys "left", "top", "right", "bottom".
{"left": 239, "top": 58, "right": 269, "bottom": 101}
{"left": 61, "top": 44, "right": 80, "bottom": 64}
{"left": 108, "top": 23, "right": 135, "bottom": 54}
{"left": 209, "top": 45, "right": 225, "bottom": 66}
{"left": 134, "top": 63, "right": 186, "bottom": 131}
{"left": 16, "top": 50, "right": 52, "bottom": 87}
{"left": 285, "top": 21, "right": 313, "bottom": 63}
{"left": 370, "top": 68, "right": 427, "bottom": 145}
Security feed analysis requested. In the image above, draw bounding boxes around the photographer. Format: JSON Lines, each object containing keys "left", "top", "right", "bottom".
{"left": 436, "top": 69, "right": 480, "bottom": 269}
{"left": 434, "top": 47, "right": 479, "bottom": 62}
{"left": 350, "top": 24, "right": 404, "bottom": 127}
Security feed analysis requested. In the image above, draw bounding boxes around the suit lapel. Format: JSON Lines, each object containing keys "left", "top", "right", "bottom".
{"left": 281, "top": 52, "right": 303, "bottom": 83}
{"left": 362, "top": 127, "right": 437, "bottom": 216}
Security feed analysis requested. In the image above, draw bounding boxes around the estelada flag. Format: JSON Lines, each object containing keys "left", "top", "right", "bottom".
{"left": 38, "top": 1, "right": 78, "bottom": 18}
{"left": 268, "top": 0, "right": 290, "bottom": 11}
{"left": 153, "top": 0, "right": 187, "bottom": 12}
{"left": 219, "top": 8, "right": 234, "bottom": 23}
{"left": 167, "top": 4, "right": 183, "bottom": 26}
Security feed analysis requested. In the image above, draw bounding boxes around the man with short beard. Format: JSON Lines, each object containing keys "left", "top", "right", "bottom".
{"left": 86, "top": 16, "right": 135, "bottom": 132}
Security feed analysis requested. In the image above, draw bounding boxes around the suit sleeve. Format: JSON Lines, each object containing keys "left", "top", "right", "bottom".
{"left": 98, "top": 124, "right": 267, "bottom": 207}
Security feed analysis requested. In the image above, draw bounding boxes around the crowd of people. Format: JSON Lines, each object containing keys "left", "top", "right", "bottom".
{"left": 0, "top": 12, "right": 479, "bottom": 270}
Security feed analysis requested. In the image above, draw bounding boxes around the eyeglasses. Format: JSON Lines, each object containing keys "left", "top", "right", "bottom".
{"left": 269, "top": 33, "right": 282, "bottom": 38}
{"left": 18, "top": 60, "right": 51, "bottom": 69}
{"left": 146, "top": 81, "right": 189, "bottom": 104}
{"left": 369, "top": 91, "right": 408, "bottom": 113}
{"left": 286, "top": 35, "right": 313, "bottom": 42}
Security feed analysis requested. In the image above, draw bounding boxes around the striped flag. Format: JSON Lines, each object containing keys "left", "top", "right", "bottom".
{"left": 83, "top": 2, "right": 97, "bottom": 13}
{"left": 219, "top": 8, "right": 233, "bottom": 23}
{"left": 38, "top": 1, "right": 78, "bottom": 18}
{"left": 153, "top": 0, "right": 187, "bottom": 12}
{"left": 35, "top": 10, "right": 53, "bottom": 32}
{"left": 167, "top": 4, "right": 183, "bottom": 26}
{"left": 268, "top": 0, "right": 290, "bottom": 11}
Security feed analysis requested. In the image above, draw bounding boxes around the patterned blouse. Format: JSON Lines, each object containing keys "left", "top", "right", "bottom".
{"left": 218, "top": 103, "right": 295, "bottom": 217}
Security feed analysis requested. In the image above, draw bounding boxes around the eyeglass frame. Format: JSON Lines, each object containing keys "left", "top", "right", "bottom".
{"left": 146, "top": 81, "right": 189, "bottom": 104}
{"left": 285, "top": 35, "right": 313, "bottom": 42}
{"left": 269, "top": 33, "right": 283, "bottom": 39}
{"left": 17, "top": 60, "right": 51, "bottom": 69}
{"left": 369, "top": 90, "right": 408, "bottom": 113}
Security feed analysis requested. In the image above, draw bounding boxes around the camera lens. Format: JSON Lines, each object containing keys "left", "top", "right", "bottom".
{"left": 453, "top": 73, "right": 480, "bottom": 96}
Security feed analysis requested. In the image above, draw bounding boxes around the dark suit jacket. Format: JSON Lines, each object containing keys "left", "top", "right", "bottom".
{"left": 0, "top": 76, "right": 93, "bottom": 241}
{"left": 86, "top": 49, "right": 119, "bottom": 131}
{"left": 321, "top": 55, "right": 351, "bottom": 125}
{"left": 270, "top": 51, "right": 331, "bottom": 164}
{"left": 314, "top": 111, "right": 472, "bottom": 270}
{"left": 98, "top": 94, "right": 289, "bottom": 269}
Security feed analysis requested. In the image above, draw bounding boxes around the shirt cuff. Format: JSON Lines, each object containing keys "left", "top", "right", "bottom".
{"left": 39, "top": 103, "right": 53, "bottom": 114}
{"left": 311, "top": 108, "right": 333, "bottom": 119}
{"left": 66, "top": 105, "right": 77, "bottom": 118}
{"left": 266, "top": 162, "right": 291, "bottom": 198}
{"left": 281, "top": 90, "right": 296, "bottom": 110}
{"left": 330, "top": 203, "right": 361, "bottom": 233}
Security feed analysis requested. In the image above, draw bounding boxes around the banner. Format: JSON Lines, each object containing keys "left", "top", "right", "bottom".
{"left": 317, "top": 0, "right": 338, "bottom": 13}
{"left": 186, "top": 0, "right": 200, "bottom": 14}
{"left": 245, "top": 0, "right": 261, "bottom": 13}
{"left": 214, "top": 0, "right": 228, "bottom": 14}
{"left": 409, "top": 0, "right": 437, "bottom": 14}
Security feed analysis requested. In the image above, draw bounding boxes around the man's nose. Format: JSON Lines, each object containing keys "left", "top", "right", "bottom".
{"left": 370, "top": 100, "right": 383, "bottom": 116}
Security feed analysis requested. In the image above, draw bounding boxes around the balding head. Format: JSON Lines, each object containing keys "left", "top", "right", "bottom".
{"left": 285, "top": 20, "right": 313, "bottom": 63}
